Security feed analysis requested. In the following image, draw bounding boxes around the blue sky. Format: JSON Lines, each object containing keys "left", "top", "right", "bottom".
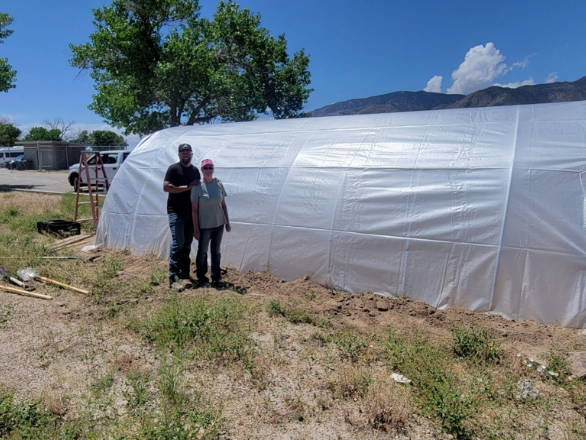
{"left": 2, "top": 0, "right": 586, "bottom": 146}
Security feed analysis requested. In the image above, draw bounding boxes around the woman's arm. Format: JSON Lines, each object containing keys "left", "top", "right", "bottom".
{"left": 192, "top": 201, "right": 200, "bottom": 240}
{"left": 221, "top": 199, "right": 231, "bottom": 232}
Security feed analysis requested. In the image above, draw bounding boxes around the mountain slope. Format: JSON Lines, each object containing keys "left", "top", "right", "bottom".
{"left": 311, "top": 76, "right": 586, "bottom": 116}
{"left": 311, "top": 91, "right": 464, "bottom": 117}
{"left": 445, "top": 76, "right": 586, "bottom": 109}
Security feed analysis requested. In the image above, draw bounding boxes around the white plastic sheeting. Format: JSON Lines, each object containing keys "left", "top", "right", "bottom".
{"left": 97, "top": 101, "right": 586, "bottom": 328}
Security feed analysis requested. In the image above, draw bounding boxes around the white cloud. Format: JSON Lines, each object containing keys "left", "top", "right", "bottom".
{"left": 424, "top": 75, "right": 443, "bottom": 93}
{"left": 447, "top": 43, "right": 507, "bottom": 94}
{"left": 510, "top": 58, "right": 530, "bottom": 70}
{"left": 546, "top": 72, "right": 558, "bottom": 83}
{"left": 493, "top": 77, "right": 535, "bottom": 89}
{"left": 425, "top": 43, "right": 537, "bottom": 95}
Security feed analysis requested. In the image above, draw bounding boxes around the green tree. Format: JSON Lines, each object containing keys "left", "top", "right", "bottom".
{"left": 0, "top": 12, "right": 16, "bottom": 92}
{"left": 0, "top": 120, "right": 20, "bottom": 146}
{"left": 44, "top": 118, "right": 75, "bottom": 141}
{"left": 70, "top": 0, "right": 312, "bottom": 135}
{"left": 90, "top": 130, "right": 127, "bottom": 146}
{"left": 70, "top": 129, "right": 90, "bottom": 144}
{"left": 70, "top": 129, "right": 127, "bottom": 146}
{"left": 22, "top": 127, "right": 62, "bottom": 141}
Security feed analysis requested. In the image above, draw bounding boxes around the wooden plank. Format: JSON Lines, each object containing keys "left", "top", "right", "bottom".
{"left": 61, "top": 236, "right": 94, "bottom": 249}
{"left": 49, "top": 234, "right": 93, "bottom": 249}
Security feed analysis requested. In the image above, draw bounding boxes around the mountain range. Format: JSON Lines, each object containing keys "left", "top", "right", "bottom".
{"left": 310, "top": 76, "right": 586, "bottom": 117}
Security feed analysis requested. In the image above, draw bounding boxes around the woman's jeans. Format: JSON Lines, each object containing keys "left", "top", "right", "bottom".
{"left": 168, "top": 213, "right": 194, "bottom": 284}
{"left": 196, "top": 225, "right": 224, "bottom": 283}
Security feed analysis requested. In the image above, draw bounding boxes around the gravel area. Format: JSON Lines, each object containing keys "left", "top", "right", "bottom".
{"left": 0, "top": 169, "right": 73, "bottom": 194}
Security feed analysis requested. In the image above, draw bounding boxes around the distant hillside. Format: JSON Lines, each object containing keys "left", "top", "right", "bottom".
{"left": 311, "top": 76, "right": 586, "bottom": 117}
{"left": 445, "top": 76, "right": 586, "bottom": 109}
{"left": 310, "top": 91, "right": 464, "bottom": 117}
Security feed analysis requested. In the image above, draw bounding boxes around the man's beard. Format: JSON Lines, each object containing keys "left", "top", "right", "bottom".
{"left": 180, "top": 157, "right": 191, "bottom": 166}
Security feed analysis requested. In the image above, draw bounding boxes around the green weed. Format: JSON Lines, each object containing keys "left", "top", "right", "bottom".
{"left": 266, "top": 299, "right": 331, "bottom": 328}
{"left": 311, "top": 330, "right": 369, "bottom": 362}
{"left": 124, "top": 370, "right": 152, "bottom": 414}
{"left": 385, "top": 329, "right": 478, "bottom": 438}
{"left": 0, "top": 303, "right": 13, "bottom": 325}
{"left": 267, "top": 299, "right": 286, "bottom": 317}
{"left": 544, "top": 349, "right": 571, "bottom": 385}
{"left": 159, "top": 354, "right": 188, "bottom": 405}
{"left": 139, "top": 267, "right": 166, "bottom": 292}
{"left": 0, "top": 387, "right": 73, "bottom": 439}
{"left": 138, "top": 294, "right": 255, "bottom": 364}
{"left": 334, "top": 331, "right": 368, "bottom": 362}
{"left": 134, "top": 400, "right": 221, "bottom": 440}
{"left": 98, "top": 254, "right": 123, "bottom": 279}
{"left": 451, "top": 324, "right": 502, "bottom": 364}
{"left": 90, "top": 371, "right": 115, "bottom": 396}
{"left": 90, "top": 254, "right": 126, "bottom": 301}
{"left": 59, "top": 194, "right": 94, "bottom": 232}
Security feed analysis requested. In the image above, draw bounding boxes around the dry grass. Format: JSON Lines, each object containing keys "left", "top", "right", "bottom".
{"left": 1, "top": 191, "right": 586, "bottom": 440}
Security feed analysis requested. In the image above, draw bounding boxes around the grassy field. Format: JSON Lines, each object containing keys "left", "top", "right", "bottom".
{"left": 0, "top": 191, "right": 585, "bottom": 439}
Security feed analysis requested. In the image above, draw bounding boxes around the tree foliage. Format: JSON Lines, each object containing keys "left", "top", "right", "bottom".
{"left": 71, "top": 129, "right": 127, "bottom": 146}
{"left": 0, "top": 119, "right": 20, "bottom": 146}
{"left": 70, "top": 0, "right": 312, "bottom": 135}
{"left": 91, "top": 130, "right": 127, "bottom": 146}
{"left": 44, "top": 118, "right": 75, "bottom": 141}
{"left": 23, "top": 127, "right": 62, "bottom": 142}
{"left": 0, "top": 12, "right": 16, "bottom": 93}
{"left": 71, "top": 130, "right": 91, "bottom": 144}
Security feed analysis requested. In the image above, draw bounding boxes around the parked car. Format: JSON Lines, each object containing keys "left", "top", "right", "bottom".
{"left": 68, "top": 150, "right": 130, "bottom": 189}
{"left": 0, "top": 146, "right": 24, "bottom": 167}
{"left": 7, "top": 154, "right": 26, "bottom": 170}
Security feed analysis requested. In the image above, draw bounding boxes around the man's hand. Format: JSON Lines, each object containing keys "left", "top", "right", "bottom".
{"left": 225, "top": 223, "right": 231, "bottom": 232}
{"left": 193, "top": 229, "right": 200, "bottom": 241}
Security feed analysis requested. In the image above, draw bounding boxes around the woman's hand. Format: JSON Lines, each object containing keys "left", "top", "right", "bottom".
{"left": 225, "top": 223, "right": 231, "bottom": 232}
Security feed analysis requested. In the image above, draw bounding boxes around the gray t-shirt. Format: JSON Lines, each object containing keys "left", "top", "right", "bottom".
{"left": 191, "top": 178, "right": 227, "bottom": 229}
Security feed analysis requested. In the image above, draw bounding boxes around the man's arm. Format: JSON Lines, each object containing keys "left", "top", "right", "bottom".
{"left": 163, "top": 179, "right": 199, "bottom": 193}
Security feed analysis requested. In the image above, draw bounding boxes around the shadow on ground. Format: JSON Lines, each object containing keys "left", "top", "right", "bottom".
{"left": 0, "top": 185, "right": 36, "bottom": 192}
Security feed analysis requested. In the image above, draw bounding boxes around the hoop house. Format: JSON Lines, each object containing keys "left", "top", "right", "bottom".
{"left": 97, "top": 101, "right": 586, "bottom": 328}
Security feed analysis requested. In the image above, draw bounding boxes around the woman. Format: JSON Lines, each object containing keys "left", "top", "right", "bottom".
{"left": 191, "top": 159, "right": 231, "bottom": 287}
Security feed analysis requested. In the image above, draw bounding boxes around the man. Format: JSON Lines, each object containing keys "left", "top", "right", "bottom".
{"left": 163, "top": 143, "right": 200, "bottom": 289}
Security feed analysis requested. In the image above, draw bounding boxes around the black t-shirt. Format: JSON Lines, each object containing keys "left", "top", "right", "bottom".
{"left": 164, "top": 162, "right": 201, "bottom": 214}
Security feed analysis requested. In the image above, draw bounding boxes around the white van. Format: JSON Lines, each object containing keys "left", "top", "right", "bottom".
{"left": 0, "top": 146, "right": 24, "bottom": 167}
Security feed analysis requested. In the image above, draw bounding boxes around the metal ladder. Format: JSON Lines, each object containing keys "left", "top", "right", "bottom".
{"left": 74, "top": 152, "right": 110, "bottom": 228}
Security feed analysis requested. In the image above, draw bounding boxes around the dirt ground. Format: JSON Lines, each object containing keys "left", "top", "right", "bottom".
{"left": 1, "top": 251, "right": 585, "bottom": 438}
{"left": 1, "top": 193, "right": 586, "bottom": 439}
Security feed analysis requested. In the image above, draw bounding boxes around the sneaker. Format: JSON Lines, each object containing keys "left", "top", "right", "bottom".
{"left": 170, "top": 281, "right": 185, "bottom": 292}
{"left": 182, "top": 278, "right": 196, "bottom": 289}
{"left": 212, "top": 279, "right": 225, "bottom": 289}
{"left": 197, "top": 280, "right": 211, "bottom": 288}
